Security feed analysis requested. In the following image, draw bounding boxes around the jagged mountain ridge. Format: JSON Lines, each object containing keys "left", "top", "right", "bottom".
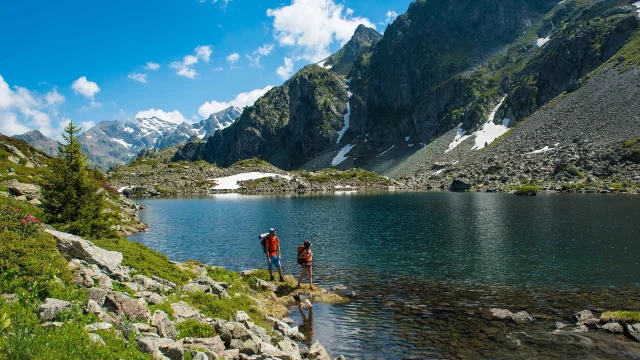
{"left": 12, "top": 130, "right": 58, "bottom": 157}
{"left": 170, "top": 0, "right": 640, "bottom": 185}
{"left": 320, "top": 24, "right": 382, "bottom": 76}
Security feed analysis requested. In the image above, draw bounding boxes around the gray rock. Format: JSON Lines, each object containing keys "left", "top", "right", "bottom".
{"left": 229, "top": 339, "right": 243, "bottom": 350}
{"left": 182, "top": 282, "right": 211, "bottom": 294}
{"left": 7, "top": 180, "right": 40, "bottom": 198}
{"left": 133, "top": 275, "right": 167, "bottom": 293}
{"left": 240, "top": 339, "right": 260, "bottom": 355}
{"left": 331, "top": 284, "right": 347, "bottom": 291}
{"left": 40, "top": 321, "right": 64, "bottom": 327}
{"left": 572, "top": 310, "right": 594, "bottom": 323}
{"left": 308, "top": 341, "right": 331, "bottom": 360}
{"left": 223, "top": 349, "right": 240, "bottom": 359}
{"left": 137, "top": 337, "right": 182, "bottom": 360}
{"left": 133, "top": 323, "right": 156, "bottom": 333}
{"left": 483, "top": 308, "right": 514, "bottom": 321}
{"left": 116, "top": 323, "right": 140, "bottom": 338}
{"left": 152, "top": 276, "right": 177, "bottom": 290}
{"left": 235, "top": 311, "right": 250, "bottom": 322}
{"left": 229, "top": 322, "right": 252, "bottom": 340}
{"left": 38, "top": 298, "right": 71, "bottom": 321}
{"left": 159, "top": 341, "right": 185, "bottom": 360}
{"left": 45, "top": 229, "right": 123, "bottom": 274}
{"left": 181, "top": 336, "right": 225, "bottom": 356}
{"left": 88, "top": 288, "right": 110, "bottom": 307}
{"left": 104, "top": 292, "right": 151, "bottom": 322}
{"left": 259, "top": 342, "right": 288, "bottom": 359}
{"left": 555, "top": 322, "right": 570, "bottom": 329}
{"left": 300, "top": 299, "right": 313, "bottom": 310}
{"left": 145, "top": 292, "right": 166, "bottom": 305}
{"left": 626, "top": 323, "right": 640, "bottom": 342}
{"left": 171, "top": 301, "right": 202, "bottom": 323}
{"left": 96, "top": 274, "right": 113, "bottom": 290}
{"left": 255, "top": 277, "right": 278, "bottom": 292}
{"left": 511, "top": 311, "right": 534, "bottom": 323}
{"left": 152, "top": 310, "right": 177, "bottom": 339}
{"left": 215, "top": 320, "right": 233, "bottom": 344}
{"left": 278, "top": 338, "right": 302, "bottom": 360}
{"left": 85, "top": 322, "right": 113, "bottom": 332}
{"left": 602, "top": 322, "right": 624, "bottom": 334}
{"left": 88, "top": 333, "right": 106, "bottom": 346}
{"left": 191, "top": 351, "right": 208, "bottom": 360}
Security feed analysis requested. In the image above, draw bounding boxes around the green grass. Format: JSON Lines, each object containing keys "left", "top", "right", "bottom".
{"left": 91, "top": 237, "right": 194, "bottom": 285}
{"left": 148, "top": 301, "right": 174, "bottom": 320}
{"left": 512, "top": 185, "right": 541, "bottom": 195}
{"left": 301, "top": 168, "right": 389, "bottom": 184}
{"left": 182, "top": 291, "right": 269, "bottom": 329}
{"left": 231, "top": 157, "right": 271, "bottom": 168}
{"left": 176, "top": 319, "right": 216, "bottom": 339}
{"left": 600, "top": 311, "right": 640, "bottom": 322}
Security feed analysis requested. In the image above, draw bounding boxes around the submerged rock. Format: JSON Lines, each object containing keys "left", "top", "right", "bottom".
{"left": 572, "top": 310, "right": 594, "bottom": 322}
{"left": 626, "top": 323, "right": 640, "bottom": 342}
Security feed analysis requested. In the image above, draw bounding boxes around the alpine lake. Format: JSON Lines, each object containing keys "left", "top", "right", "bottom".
{"left": 129, "top": 191, "right": 640, "bottom": 360}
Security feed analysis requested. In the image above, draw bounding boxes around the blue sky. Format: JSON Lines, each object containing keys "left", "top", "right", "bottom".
{"left": 0, "top": 0, "right": 410, "bottom": 139}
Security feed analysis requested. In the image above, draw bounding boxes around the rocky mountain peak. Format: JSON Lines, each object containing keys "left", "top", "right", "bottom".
{"left": 321, "top": 25, "right": 381, "bottom": 76}
{"left": 13, "top": 130, "right": 58, "bottom": 157}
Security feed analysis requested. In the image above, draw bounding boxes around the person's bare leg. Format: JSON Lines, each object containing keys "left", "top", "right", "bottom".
{"left": 297, "top": 268, "right": 306, "bottom": 288}
{"left": 308, "top": 267, "right": 314, "bottom": 290}
{"left": 268, "top": 260, "right": 274, "bottom": 280}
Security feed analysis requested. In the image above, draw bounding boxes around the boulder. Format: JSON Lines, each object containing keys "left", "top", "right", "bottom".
{"left": 144, "top": 292, "right": 166, "bottom": 305}
{"left": 182, "top": 282, "right": 211, "bottom": 294}
{"left": 116, "top": 323, "right": 140, "bottom": 338}
{"left": 240, "top": 339, "right": 260, "bottom": 355}
{"left": 181, "top": 336, "right": 225, "bottom": 356}
{"left": 88, "top": 333, "right": 106, "bottom": 346}
{"left": 45, "top": 229, "right": 123, "bottom": 274}
{"left": 259, "top": 342, "right": 288, "bottom": 359}
{"left": 88, "top": 288, "right": 110, "bottom": 306}
{"left": 235, "top": 311, "right": 250, "bottom": 322}
{"left": 96, "top": 274, "right": 113, "bottom": 290}
{"left": 449, "top": 179, "right": 470, "bottom": 192}
{"left": 573, "top": 310, "right": 594, "bottom": 322}
{"left": 38, "top": 298, "right": 71, "bottom": 321}
{"left": 84, "top": 322, "right": 113, "bottom": 332}
{"left": 555, "top": 322, "right": 570, "bottom": 330}
{"left": 626, "top": 323, "right": 640, "bottom": 342}
{"left": 152, "top": 310, "right": 177, "bottom": 339}
{"left": 229, "top": 322, "right": 252, "bottom": 340}
{"left": 255, "top": 277, "right": 278, "bottom": 292}
{"left": 215, "top": 321, "right": 233, "bottom": 343}
{"left": 191, "top": 351, "right": 208, "bottom": 360}
{"left": 152, "top": 276, "right": 177, "bottom": 290}
{"left": 137, "top": 337, "right": 183, "bottom": 360}
{"left": 133, "top": 323, "right": 156, "bottom": 333}
{"left": 602, "top": 322, "right": 624, "bottom": 334}
{"left": 171, "top": 301, "right": 202, "bottom": 323}
{"left": 278, "top": 338, "right": 302, "bottom": 360}
{"left": 7, "top": 180, "right": 40, "bottom": 199}
{"left": 104, "top": 292, "right": 151, "bottom": 322}
{"left": 511, "top": 311, "right": 534, "bottom": 323}
{"left": 133, "top": 275, "right": 167, "bottom": 293}
{"left": 308, "top": 341, "right": 331, "bottom": 360}
{"left": 223, "top": 349, "right": 240, "bottom": 359}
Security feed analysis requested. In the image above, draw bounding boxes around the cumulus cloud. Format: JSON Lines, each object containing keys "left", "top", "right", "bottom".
{"left": 276, "top": 57, "right": 294, "bottom": 80}
{"left": 0, "top": 74, "right": 68, "bottom": 138}
{"left": 245, "top": 44, "right": 274, "bottom": 68}
{"left": 80, "top": 120, "right": 96, "bottom": 131}
{"left": 198, "top": 85, "right": 273, "bottom": 118}
{"left": 135, "top": 108, "right": 188, "bottom": 124}
{"left": 384, "top": 10, "right": 398, "bottom": 24}
{"left": 128, "top": 73, "right": 148, "bottom": 83}
{"left": 71, "top": 76, "right": 100, "bottom": 99}
{"left": 145, "top": 62, "right": 160, "bottom": 71}
{"left": 196, "top": 45, "right": 213, "bottom": 62}
{"left": 226, "top": 53, "right": 240, "bottom": 63}
{"left": 170, "top": 46, "right": 213, "bottom": 79}
{"left": 267, "top": 0, "right": 376, "bottom": 62}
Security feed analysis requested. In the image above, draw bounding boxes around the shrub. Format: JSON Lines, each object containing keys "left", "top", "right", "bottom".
{"left": 0, "top": 204, "right": 41, "bottom": 240}
{"left": 183, "top": 292, "right": 268, "bottom": 328}
{"left": 176, "top": 319, "right": 216, "bottom": 339}
{"left": 514, "top": 185, "right": 541, "bottom": 195}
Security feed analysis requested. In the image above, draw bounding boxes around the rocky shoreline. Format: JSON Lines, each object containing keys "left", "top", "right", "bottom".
{"left": 12, "top": 227, "right": 349, "bottom": 360}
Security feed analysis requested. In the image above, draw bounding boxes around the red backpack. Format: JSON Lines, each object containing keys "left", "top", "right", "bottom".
{"left": 297, "top": 246, "right": 306, "bottom": 265}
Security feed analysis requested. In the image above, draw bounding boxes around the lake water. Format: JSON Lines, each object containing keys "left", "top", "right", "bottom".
{"left": 130, "top": 192, "right": 640, "bottom": 359}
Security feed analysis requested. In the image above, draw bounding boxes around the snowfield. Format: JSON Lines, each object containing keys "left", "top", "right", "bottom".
{"left": 336, "top": 92, "right": 352, "bottom": 144}
{"left": 445, "top": 127, "right": 470, "bottom": 153}
{"left": 537, "top": 36, "right": 551, "bottom": 47}
{"left": 112, "top": 138, "right": 132, "bottom": 149}
{"left": 472, "top": 96, "right": 508, "bottom": 150}
{"left": 331, "top": 144, "right": 355, "bottom": 166}
{"left": 209, "top": 172, "right": 292, "bottom": 190}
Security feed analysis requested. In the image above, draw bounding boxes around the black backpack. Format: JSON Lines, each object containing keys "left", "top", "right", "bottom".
{"left": 258, "top": 233, "right": 269, "bottom": 253}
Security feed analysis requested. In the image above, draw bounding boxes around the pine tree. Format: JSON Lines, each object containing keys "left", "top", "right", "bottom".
{"left": 42, "top": 122, "right": 116, "bottom": 238}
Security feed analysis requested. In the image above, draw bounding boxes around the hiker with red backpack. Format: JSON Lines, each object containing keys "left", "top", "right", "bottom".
{"left": 262, "top": 228, "right": 284, "bottom": 282}
{"left": 297, "top": 240, "right": 314, "bottom": 290}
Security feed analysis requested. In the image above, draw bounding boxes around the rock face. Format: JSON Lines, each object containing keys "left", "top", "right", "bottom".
{"left": 38, "top": 298, "right": 71, "bottom": 321}
{"left": 174, "top": 65, "right": 350, "bottom": 170}
{"left": 321, "top": 24, "right": 382, "bottom": 76}
{"left": 6, "top": 179, "right": 41, "bottom": 200}
{"left": 13, "top": 130, "right": 58, "bottom": 156}
{"left": 45, "top": 229, "right": 124, "bottom": 274}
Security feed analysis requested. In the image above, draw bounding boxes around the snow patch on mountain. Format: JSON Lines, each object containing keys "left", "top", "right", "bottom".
{"left": 331, "top": 144, "right": 355, "bottom": 166}
{"left": 472, "top": 97, "right": 508, "bottom": 150}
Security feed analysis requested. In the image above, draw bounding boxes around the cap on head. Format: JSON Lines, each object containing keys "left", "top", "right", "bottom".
{"left": 304, "top": 240, "right": 311, "bottom": 247}
{"left": 269, "top": 228, "right": 276, "bottom": 233}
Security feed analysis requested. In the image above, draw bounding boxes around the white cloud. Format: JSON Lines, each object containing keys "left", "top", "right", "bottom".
{"left": 80, "top": 120, "right": 96, "bottom": 131}
{"left": 227, "top": 53, "right": 240, "bottom": 63}
{"left": 135, "top": 108, "right": 188, "bottom": 124}
{"left": 267, "top": 0, "right": 376, "bottom": 62}
{"left": 145, "top": 62, "right": 160, "bottom": 71}
{"left": 384, "top": 10, "right": 398, "bottom": 24}
{"left": 128, "top": 73, "right": 148, "bottom": 83}
{"left": 198, "top": 85, "right": 273, "bottom": 118}
{"left": 0, "top": 74, "right": 68, "bottom": 138}
{"left": 245, "top": 44, "right": 274, "bottom": 68}
{"left": 276, "top": 57, "right": 294, "bottom": 80}
{"left": 170, "top": 46, "right": 212, "bottom": 79}
{"left": 71, "top": 76, "right": 100, "bottom": 99}
{"left": 196, "top": 45, "right": 212, "bottom": 62}
{"left": 45, "top": 89, "right": 65, "bottom": 106}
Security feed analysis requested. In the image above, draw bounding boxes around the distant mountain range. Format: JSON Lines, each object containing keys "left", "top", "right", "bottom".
{"left": 13, "top": 106, "right": 242, "bottom": 170}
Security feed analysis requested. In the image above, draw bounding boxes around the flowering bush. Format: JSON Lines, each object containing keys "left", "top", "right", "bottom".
{"left": 0, "top": 204, "right": 41, "bottom": 239}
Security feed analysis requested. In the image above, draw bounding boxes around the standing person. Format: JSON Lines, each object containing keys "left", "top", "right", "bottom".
{"left": 265, "top": 228, "right": 284, "bottom": 282}
{"left": 297, "top": 240, "right": 314, "bottom": 290}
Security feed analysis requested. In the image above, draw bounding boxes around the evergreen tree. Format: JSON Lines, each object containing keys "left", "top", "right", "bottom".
{"left": 42, "top": 122, "right": 116, "bottom": 238}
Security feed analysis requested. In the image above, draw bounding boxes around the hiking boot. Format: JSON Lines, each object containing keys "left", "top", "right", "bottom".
{"left": 279, "top": 276, "right": 285, "bottom": 282}
{"left": 270, "top": 275, "right": 275, "bottom": 281}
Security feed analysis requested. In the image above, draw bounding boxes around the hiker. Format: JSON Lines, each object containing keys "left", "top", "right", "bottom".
{"left": 297, "top": 240, "right": 314, "bottom": 290}
{"left": 265, "top": 228, "right": 284, "bottom": 282}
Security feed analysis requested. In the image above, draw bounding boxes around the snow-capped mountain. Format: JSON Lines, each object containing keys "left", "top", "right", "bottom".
{"left": 77, "top": 106, "right": 242, "bottom": 170}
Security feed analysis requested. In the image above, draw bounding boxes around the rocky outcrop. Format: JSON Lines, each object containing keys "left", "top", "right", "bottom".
{"left": 38, "top": 298, "right": 71, "bottom": 321}
{"left": 45, "top": 229, "right": 124, "bottom": 275}
{"left": 322, "top": 24, "right": 381, "bottom": 76}
{"left": 13, "top": 130, "right": 58, "bottom": 157}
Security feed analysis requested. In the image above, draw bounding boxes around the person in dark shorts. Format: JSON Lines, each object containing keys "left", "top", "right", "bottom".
{"left": 265, "top": 228, "right": 284, "bottom": 282}
{"left": 297, "top": 240, "right": 314, "bottom": 290}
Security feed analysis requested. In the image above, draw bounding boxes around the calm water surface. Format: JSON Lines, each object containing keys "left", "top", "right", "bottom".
{"left": 130, "top": 192, "right": 640, "bottom": 359}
